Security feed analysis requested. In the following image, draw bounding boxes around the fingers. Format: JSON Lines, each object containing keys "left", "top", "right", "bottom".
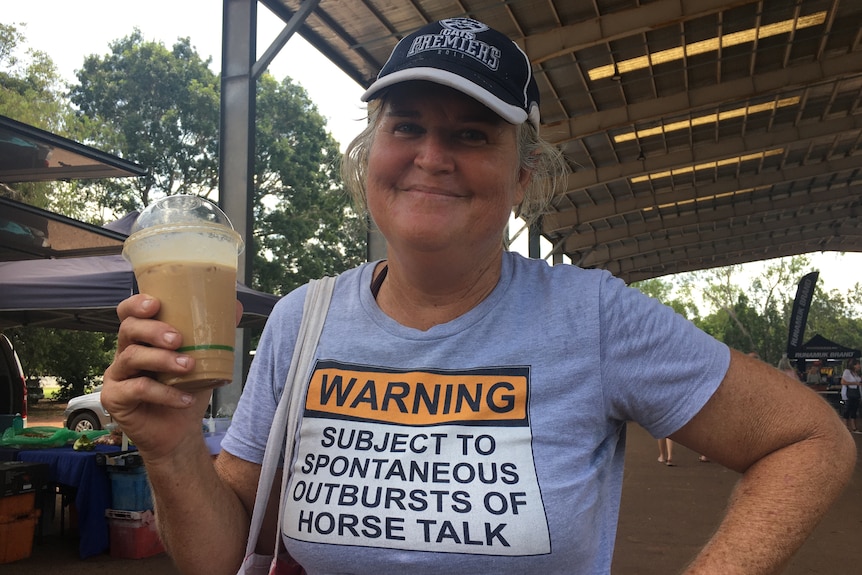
{"left": 117, "top": 314, "right": 182, "bottom": 353}
{"left": 111, "top": 293, "right": 193, "bottom": 382}
{"left": 101, "top": 373, "right": 194, "bottom": 413}
{"left": 104, "top": 294, "right": 214, "bottom": 458}
{"left": 109, "top": 340, "right": 194, "bottom": 382}
{"left": 117, "top": 293, "right": 159, "bottom": 321}
{"left": 116, "top": 294, "right": 175, "bottom": 349}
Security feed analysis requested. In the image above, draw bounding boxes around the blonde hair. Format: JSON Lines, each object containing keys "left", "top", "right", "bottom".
{"left": 341, "top": 99, "right": 569, "bottom": 228}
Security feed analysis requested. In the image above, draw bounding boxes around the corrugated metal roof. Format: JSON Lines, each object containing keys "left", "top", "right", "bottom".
{"left": 261, "top": 0, "right": 862, "bottom": 282}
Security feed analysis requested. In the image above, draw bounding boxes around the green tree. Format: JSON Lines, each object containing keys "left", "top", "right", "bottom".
{"left": 806, "top": 283, "right": 862, "bottom": 351}
{"left": 668, "top": 255, "right": 862, "bottom": 365}
{"left": 252, "top": 75, "right": 364, "bottom": 294}
{"left": 0, "top": 23, "right": 66, "bottom": 132}
{"left": 6, "top": 327, "right": 115, "bottom": 400}
{"left": 69, "top": 29, "right": 221, "bottom": 213}
{"left": 69, "top": 31, "right": 364, "bottom": 297}
{"left": 0, "top": 22, "right": 69, "bottom": 207}
{"left": 630, "top": 277, "right": 699, "bottom": 320}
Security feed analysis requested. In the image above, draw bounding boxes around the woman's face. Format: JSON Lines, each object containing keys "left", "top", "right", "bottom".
{"left": 366, "top": 82, "right": 530, "bottom": 258}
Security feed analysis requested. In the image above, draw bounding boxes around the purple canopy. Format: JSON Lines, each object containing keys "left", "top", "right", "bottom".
{"left": 0, "top": 254, "right": 280, "bottom": 331}
{"left": 0, "top": 212, "right": 280, "bottom": 332}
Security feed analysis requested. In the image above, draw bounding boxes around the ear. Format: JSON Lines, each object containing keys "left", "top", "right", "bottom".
{"left": 513, "top": 166, "right": 532, "bottom": 208}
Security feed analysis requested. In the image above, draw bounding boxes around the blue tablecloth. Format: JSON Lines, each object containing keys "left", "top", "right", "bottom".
{"left": 17, "top": 445, "right": 125, "bottom": 559}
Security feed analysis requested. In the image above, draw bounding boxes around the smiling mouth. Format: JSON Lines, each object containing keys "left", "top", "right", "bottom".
{"left": 401, "top": 184, "right": 464, "bottom": 199}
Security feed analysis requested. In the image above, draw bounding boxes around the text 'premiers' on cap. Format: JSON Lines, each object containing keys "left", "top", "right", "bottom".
{"left": 362, "top": 18, "right": 541, "bottom": 131}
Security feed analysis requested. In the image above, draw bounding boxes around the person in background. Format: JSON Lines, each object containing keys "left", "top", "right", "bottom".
{"left": 100, "top": 17, "right": 856, "bottom": 575}
{"left": 840, "top": 358, "right": 861, "bottom": 434}
{"left": 778, "top": 354, "right": 800, "bottom": 381}
{"left": 657, "top": 437, "right": 674, "bottom": 466}
{"left": 806, "top": 360, "right": 824, "bottom": 385}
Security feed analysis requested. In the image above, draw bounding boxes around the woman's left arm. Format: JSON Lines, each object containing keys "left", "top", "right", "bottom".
{"left": 671, "top": 349, "right": 856, "bottom": 575}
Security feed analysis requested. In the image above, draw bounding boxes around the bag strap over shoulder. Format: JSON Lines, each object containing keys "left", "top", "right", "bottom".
{"left": 242, "top": 275, "right": 337, "bottom": 571}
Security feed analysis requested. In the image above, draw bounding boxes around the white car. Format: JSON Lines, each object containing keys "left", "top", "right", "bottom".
{"left": 64, "top": 388, "right": 223, "bottom": 433}
{"left": 64, "top": 387, "right": 113, "bottom": 432}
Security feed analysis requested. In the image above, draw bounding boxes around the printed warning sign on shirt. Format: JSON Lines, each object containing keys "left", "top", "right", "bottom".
{"left": 281, "top": 360, "right": 551, "bottom": 556}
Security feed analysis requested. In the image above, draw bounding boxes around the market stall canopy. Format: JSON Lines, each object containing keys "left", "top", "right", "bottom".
{"left": 0, "top": 254, "right": 281, "bottom": 331}
{"left": 0, "top": 115, "right": 146, "bottom": 261}
{"left": 0, "top": 211, "right": 281, "bottom": 331}
{"left": 788, "top": 334, "right": 861, "bottom": 360}
{"left": 0, "top": 115, "right": 146, "bottom": 183}
{"left": 0, "top": 197, "right": 129, "bottom": 261}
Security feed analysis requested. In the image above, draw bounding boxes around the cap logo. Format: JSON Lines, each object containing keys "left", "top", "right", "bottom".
{"left": 439, "top": 18, "right": 489, "bottom": 34}
{"left": 406, "top": 18, "right": 500, "bottom": 71}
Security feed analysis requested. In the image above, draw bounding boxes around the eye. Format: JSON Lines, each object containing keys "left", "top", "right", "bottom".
{"left": 392, "top": 122, "right": 425, "bottom": 136}
{"left": 457, "top": 128, "right": 489, "bottom": 144}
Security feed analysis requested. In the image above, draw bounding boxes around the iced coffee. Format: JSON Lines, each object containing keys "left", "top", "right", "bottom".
{"left": 123, "top": 195, "right": 244, "bottom": 391}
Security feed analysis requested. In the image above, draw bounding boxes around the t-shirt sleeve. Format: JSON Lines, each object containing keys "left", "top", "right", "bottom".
{"left": 597, "top": 273, "right": 730, "bottom": 438}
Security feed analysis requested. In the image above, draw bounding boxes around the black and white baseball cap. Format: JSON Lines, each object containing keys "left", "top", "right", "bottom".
{"left": 361, "top": 18, "right": 541, "bottom": 130}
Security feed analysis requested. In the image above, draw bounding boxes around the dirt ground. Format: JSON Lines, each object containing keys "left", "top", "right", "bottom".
{"left": 6, "top": 402, "right": 862, "bottom": 574}
{"left": 23, "top": 400, "right": 68, "bottom": 428}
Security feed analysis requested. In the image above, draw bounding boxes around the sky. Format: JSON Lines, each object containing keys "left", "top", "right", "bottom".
{"left": 4, "top": 0, "right": 367, "bottom": 147}
{"left": 4, "top": 0, "right": 861, "bottom": 298}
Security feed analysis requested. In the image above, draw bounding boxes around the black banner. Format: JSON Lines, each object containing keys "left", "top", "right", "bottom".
{"left": 786, "top": 271, "right": 818, "bottom": 355}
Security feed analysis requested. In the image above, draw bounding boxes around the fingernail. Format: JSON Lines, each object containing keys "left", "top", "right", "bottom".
{"left": 164, "top": 332, "right": 178, "bottom": 345}
{"left": 175, "top": 355, "right": 190, "bottom": 367}
{"left": 141, "top": 298, "right": 155, "bottom": 311}
{"left": 180, "top": 394, "right": 193, "bottom": 405}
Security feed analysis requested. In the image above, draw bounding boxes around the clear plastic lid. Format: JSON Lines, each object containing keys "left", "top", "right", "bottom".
{"left": 130, "top": 195, "right": 235, "bottom": 234}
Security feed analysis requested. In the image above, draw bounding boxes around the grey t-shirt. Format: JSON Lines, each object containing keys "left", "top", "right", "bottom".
{"left": 222, "top": 251, "right": 729, "bottom": 574}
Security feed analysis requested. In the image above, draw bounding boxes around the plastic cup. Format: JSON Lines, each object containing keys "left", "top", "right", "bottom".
{"left": 122, "top": 195, "right": 244, "bottom": 391}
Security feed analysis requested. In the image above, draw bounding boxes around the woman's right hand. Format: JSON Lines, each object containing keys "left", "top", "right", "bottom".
{"left": 101, "top": 294, "right": 212, "bottom": 461}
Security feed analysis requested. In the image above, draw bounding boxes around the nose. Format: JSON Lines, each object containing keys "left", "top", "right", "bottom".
{"left": 413, "top": 133, "right": 455, "bottom": 174}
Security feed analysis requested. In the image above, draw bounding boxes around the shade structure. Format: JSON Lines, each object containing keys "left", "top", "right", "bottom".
{"left": 0, "top": 254, "right": 280, "bottom": 332}
{"left": 0, "top": 197, "right": 131, "bottom": 261}
{"left": 0, "top": 115, "right": 146, "bottom": 183}
{"left": 788, "top": 334, "right": 861, "bottom": 361}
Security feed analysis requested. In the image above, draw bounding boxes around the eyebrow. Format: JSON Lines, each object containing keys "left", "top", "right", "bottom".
{"left": 384, "top": 105, "right": 505, "bottom": 126}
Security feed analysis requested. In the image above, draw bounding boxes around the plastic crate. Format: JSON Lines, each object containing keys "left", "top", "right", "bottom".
{"left": 106, "top": 509, "right": 165, "bottom": 559}
{"left": 0, "top": 509, "right": 40, "bottom": 564}
{"left": 0, "top": 461, "right": 49, "bottom": 497}
{"left": 0, "top": 492, "right": 35, "bottom": 520}
{"left": 107, "top": 466, "right": 153, "bottom": 512}
{"left": 201, "top": 417, "right": 231, "bottom": 433}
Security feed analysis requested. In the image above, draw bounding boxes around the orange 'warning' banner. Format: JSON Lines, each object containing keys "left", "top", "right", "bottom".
{"left": 305, "top": 363, "right": 529, "bottom": 426}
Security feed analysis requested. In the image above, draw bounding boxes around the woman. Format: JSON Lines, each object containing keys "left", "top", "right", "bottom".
{"left": 101, "top": 18, "right": 855, "bottom": 575}
{"left": 840, "top": 358, "right": 861, "bottom": 433}
{"left": 657, "top": 438, "right": 674, "bottom": 466}
{"left": 806, "top": 360, "right": 823, "bottom": 385}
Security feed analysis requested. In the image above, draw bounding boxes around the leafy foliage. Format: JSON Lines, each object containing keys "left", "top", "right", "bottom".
{"left": 0, "top": 23, "right": 68, "bottom": 207}
{"left": 630, "top": 277, "right": 699, "bottom": 320}
{"left": 69, "top": 29, "right": 221, "bottom": 213}
{"left": 67, "top": 31, "right": 364, "bottom": 295}
{"left": 6, "top": 328, "right": 115, "bottom": 400}
{"left": 641, "top": 255, "right": 862, "bottom": 366}
{"left": 3, "top": 26, "right": 363, "bottom": 398}
{"left": 252, "top": 75, "right": 364, "bottom": 294}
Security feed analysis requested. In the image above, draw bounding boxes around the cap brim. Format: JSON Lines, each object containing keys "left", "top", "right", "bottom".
{"left": 362, "top": 68, "right": 539, "bottom": 130}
